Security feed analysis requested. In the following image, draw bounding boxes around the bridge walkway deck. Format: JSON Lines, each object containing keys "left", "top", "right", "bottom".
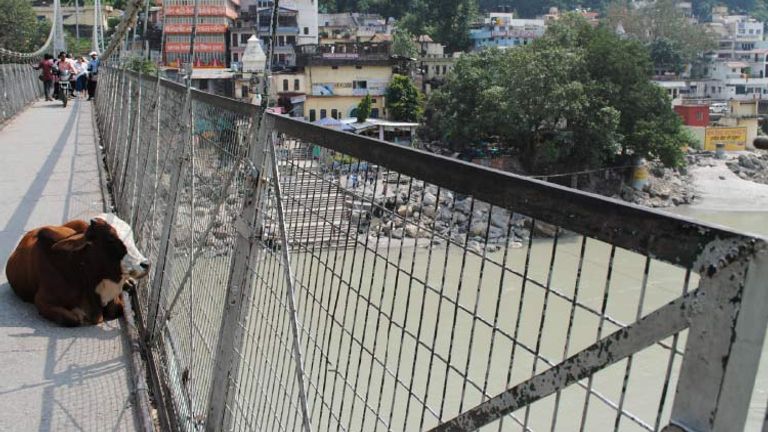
{"left": 0, "top": 99, "right": 140, "bottom": 431}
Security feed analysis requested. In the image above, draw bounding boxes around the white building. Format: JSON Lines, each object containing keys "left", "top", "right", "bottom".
{"left": 230, "top": 0, "right": 318, "bottom": 67}
{"left": 691, "top": 7, "right": 768, "bottom": 101}
{"left": 469, "top": 13, "right": 546, "bottom": 51}
{"left": 293, "top": 0, "right": 319, "bottom": 46}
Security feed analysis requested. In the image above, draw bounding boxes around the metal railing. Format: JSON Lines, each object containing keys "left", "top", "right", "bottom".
{"left": 93, "top": 65, "right": 768, "bottom": 432}
{"left": 0, "top": 60, "right": 44, "bottom": 125}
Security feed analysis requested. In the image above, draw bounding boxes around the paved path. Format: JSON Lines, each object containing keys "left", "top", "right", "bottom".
{"left": 0, "top": 100, "right": 138, "bottom": 431}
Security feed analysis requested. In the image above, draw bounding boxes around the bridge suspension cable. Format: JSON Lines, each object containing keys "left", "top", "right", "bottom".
{"left": 0, "top": 0, "right": 142, "bottom": 64}
{"left": 0, "top": 0, "right": 62, "bottom": 62}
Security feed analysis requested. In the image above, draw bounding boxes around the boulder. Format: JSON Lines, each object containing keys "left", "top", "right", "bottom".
{"left": 738, "top": 154, "right": 754, "bottom": 169}
{"left": 488, "top": 226, "right": 506, "bottom": 240}
{"left": 530, "top": 221, "right": 558, "bottom": 238}
{"left": 490, "top": 209, "right": 510, "bottom": 228}
{"left": 422, "top": 205, "right": 437, "bottom": 218}
{"left": 439, "top": 191, "right": 454, "bottom": 204}
{"left": 469, "top": 222, "right": 488, "bottom": 237}
{"left": 422, "top": 192, "right": 437, "bottom": 207}
{"left": 454, "top": 199, "right": 472, "bottom": 214}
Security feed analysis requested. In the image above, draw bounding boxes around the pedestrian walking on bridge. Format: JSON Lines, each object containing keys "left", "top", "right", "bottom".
{"left": 87, "top": 51, "right": 100, "bottom": 101}
{"left": 33, "top": 54, "right": 54, "bottom": 101}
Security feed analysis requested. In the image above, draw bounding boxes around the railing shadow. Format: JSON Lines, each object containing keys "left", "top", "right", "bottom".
{"left": 0, "top": 283, "right": 137, "bottom": 431}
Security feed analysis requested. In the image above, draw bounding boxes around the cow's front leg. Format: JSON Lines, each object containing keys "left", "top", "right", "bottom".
{"left": 102, "top": 295, "right": 124, "bottom": 321}
{"left": 34, "top": 295, "right": 88, "bottom": 327}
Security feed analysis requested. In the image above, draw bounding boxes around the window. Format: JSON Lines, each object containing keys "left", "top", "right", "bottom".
{"left": 356, "top": 65, "right": 363, "bottom": 69}
{"left": 372, "top": 99, "right": 377, "bottom": 104}
{"left": 353, "top": 80, "right": 368, "bottom": 90}
{"left": 304, "top": 27, "right": 309, "bottom": 35}
{"left": 309, "top": 109, "right": 316, "bottom": 122}
{"left": 332, "top": 66, "right": 339, "bottom": 70}
{"left": 232, "top": 34, "right": 239, "bottom": 47}
{"left": 241, "top": 34, "right": 250, "bottom": 44}
{"left": 233, "top": 53, "right": 239, "bottom": 62}
{"left": 287, "top": 36, "right": 296, "bottom": 45}
{"left": 443, "top": 65, "right": 447, "bottom": 74}
{"left": 371, "top": 108, "right": 379, "bottom": 118}
{"left": 283, "top": 79, "right": 289, "bottom": 91}
{"left": 242, "top": 85, "right": 249, "bottom": 96}
{"left": 294, "top": 79, "right": 300, "bottom": 91}
{"left": 696, "top": 112, "right": 703, "bottom": 121}
{"left": 320, "top": 109, "right": 327, "bottom": 118}
{"left": 331, "top": 109, "right": 338, "bottom": 119}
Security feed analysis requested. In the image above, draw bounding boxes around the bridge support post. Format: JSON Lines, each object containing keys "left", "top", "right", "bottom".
{"left": 205, "top": 112, "right": 273, "bottom": 432}
{"left": 668, "top": 243, "right": 768, "bottom": 432}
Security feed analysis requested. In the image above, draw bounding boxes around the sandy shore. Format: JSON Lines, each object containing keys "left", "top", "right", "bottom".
{"left": 688, "top": 154, "right": 768, "bottom": 212}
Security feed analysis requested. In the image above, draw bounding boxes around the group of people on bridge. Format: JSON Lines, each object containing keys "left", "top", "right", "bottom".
{"left": 33, "top": 51, "right": 100, "bottom": 102}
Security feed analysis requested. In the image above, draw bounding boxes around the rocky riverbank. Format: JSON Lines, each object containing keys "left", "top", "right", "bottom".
{"left": 347, "top": 178, "right": 554, "bottom": 252}
{"left": 613, "top": 160, "right": 696, "bottom": 208}
{"left": 725, "top": 151, "right": 768, "bottom": 185}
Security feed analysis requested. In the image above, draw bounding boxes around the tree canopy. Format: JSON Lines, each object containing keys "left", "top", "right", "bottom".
{"left": 357, "top": 94, "right": 373, "bottom": 123}
{"left": 423, "top": 14, "right": 689, "bottom": 173}
{"left": 605, "top": 0, "right": 716, "bottom": 77}
{"left": 0, "top": 0, "right": 51, "bottom": 52}
{"left": 392, "top": 27, "right": 419, "bottom": 58}
{"left": 320, "top": 0, "right": 477, "bottom": 52}
{"left": 386, "top": 74, "right": 423, "bottom": 122}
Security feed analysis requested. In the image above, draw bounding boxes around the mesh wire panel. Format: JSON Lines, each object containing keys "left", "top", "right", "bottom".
{"left": 222, "top": 134, "right": 696, "bottom": 432}
{"left": 96, "top": 67, "right": 252, "bottom": 430}
{"left": 0, "top": 61, "right": 44, "bottom": 123}
{"left": 92, "top": 67, "right": 767, "bottom": 432}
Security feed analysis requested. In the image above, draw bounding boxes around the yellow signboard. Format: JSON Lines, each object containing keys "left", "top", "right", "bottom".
{"left": 704, "top": 127, "right": 747, "bottom": 151}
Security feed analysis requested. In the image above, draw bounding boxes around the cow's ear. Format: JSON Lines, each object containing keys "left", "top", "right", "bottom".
{"left": 51, "top": 233, "right": 90, "bottom": 252}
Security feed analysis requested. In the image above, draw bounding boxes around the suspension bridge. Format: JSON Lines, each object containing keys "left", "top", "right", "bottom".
{"left": 1, "top": 2, "right": 768, "bottom": 432}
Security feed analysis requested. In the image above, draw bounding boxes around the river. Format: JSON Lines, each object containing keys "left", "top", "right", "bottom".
{"left": 228, "top": 206, "right": 767, "bottom": 432}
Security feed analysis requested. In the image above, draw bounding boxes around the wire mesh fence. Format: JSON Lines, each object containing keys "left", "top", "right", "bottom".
{"left": 0, "top": 60, "right": 43, "bottom": 125}
{"left": 93, "top": 66, "right": 768, "bottom": 432}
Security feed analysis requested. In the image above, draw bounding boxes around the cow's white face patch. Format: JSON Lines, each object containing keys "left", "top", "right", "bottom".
{"left": 96, "top": 278, "right": 125, "bottom": 306}
{"left": 96, "top": 213, "right": 150, "bottom": 279}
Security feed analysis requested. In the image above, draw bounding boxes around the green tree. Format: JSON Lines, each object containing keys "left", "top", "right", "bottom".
{"left": 392, "top": 28, "right": 419, "bottom": 58}
{"left": 0, "top": 0, "right": 50, "bottom": 52}
{"left": 125, "top": 54, "right": 157, "bottom": 74}
{"left": 66, "top": 30, "right": 93, "bottom": 56}
{"left": 424, "top": 14, "right": 688, "bottom": 172}
{"left": 605, "top": 0, "right": 716, "bottom": 73}
{"left": 386, "top": 74, "right": 423, "bottom": 122}
{"left": 648, "top": 38, "right": 686, "bottom": 75}
{"left": 357, "top": 94, "right": 373, "bottom": 123}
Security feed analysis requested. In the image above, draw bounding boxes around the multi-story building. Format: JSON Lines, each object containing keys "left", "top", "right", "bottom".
{"left": 162, "top": 0, "right": 239, "bottom": 68}
{"left": 414, "top": 35, "right": 457, "bottom": 94}
{"left": 542, "top": 7, "right": 599, "bottom": 27}
{"left": 469, "top": 13, "right": 546, "bottom": 51}
{"left": 230, "top": 0, "right": 317, "bottom": 68}
{"left": 658, "top": 7, "right": 768, "bottom": 105}
{"left": 689, "top": 7, "right": 768, "bottom": 101}
{"left": 318, "top": 13, "right": 392, "bottom": 45}
{"left": 295, "top": 42, "right": 397, "bottom": 121}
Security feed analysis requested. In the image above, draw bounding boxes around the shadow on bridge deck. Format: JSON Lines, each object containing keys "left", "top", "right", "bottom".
{"left": 0, "top": 100, "right": 140, "bottom": 431}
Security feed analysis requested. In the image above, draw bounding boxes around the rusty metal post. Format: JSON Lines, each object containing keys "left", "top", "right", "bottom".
{"left": 205, "top": 112, "right": 272, "bottom": 432}
{"left": 668, "top": 241, "right": 768, "bottom": 432}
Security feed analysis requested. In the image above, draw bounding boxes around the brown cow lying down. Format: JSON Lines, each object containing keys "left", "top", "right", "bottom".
{"left": 5, "top": 214, "right": 150, "bottom": 326}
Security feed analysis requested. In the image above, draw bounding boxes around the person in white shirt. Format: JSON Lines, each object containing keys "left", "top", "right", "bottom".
{"left": 74, "top": 56, "right": 88, "bottom": 99}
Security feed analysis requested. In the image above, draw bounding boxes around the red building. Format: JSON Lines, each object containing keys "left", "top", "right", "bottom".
{"left": 162, "top": 0, "right": 239, "bottom": 68}
{"left": 674, "top": 105, "right": 710, "bottom": 127}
